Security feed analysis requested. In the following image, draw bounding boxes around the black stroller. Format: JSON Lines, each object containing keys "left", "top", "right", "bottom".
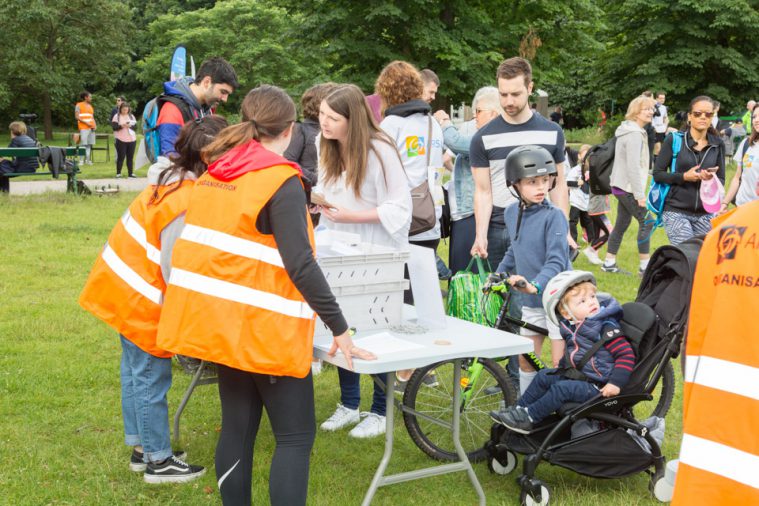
{"left": 484, "top": 237, "right": 702, "bottom": 505}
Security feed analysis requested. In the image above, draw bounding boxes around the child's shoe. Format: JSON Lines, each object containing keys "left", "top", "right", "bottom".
{"left": 490, "top": 406, "right": 533, "bottom": 434}
{"left": 582, "top": 247, "right": 603, "bottom": 265}
{"left": 601, "top": 262, "right": 631, "bottom": 275}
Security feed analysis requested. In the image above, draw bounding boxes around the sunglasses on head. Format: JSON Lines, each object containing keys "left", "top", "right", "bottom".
{"left": 690, "top": 111, "right": 715, "bottom": 118}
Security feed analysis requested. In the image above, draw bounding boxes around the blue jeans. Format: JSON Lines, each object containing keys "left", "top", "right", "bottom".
{"left": 487, "top": 206, "right": 510, "bottom": 269}
{"left": 337, "top": 368, "right": 386, "bottom": 416}
{"left": 517, "top": 369, "right": 598, "bottom": 423}
{"left": 120, "top": 335, "right": 173, "bottom": 463}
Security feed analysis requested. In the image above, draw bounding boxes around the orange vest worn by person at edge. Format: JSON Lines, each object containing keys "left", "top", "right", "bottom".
{"left": 76, "top": 101, "right": 96, "bottom": 131}
{"left": 79, "top": 181, "right": 195, "bottom": 358}
{"left": 156, "top": 139, "right": 316, "bottom": 378}
{"left": 672, "top": 199, "right": 759, "bottom": 505}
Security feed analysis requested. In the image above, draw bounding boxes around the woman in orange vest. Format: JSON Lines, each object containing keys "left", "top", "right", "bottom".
{"left": 672, "top": 199, "right": 759, "bottom": 504}
{"left": 79, "top": 116, "right": 228, "bottom": 484}
{"left": 155, "top": 85, "right": 375, "bottom": 506}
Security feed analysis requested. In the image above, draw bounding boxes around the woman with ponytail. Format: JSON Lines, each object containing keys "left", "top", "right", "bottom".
{"left": 79, "top": 116, "right": 227, "bottom": 484}
{"left": 156, "top": 85, "right": 375, "bottom": 505}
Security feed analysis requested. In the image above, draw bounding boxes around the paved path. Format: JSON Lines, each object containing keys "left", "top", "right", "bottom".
{"left": 9, "top": 177, "right": 149, "bottom": 196}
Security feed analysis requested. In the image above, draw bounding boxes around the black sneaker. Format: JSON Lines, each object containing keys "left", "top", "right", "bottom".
{"left": 130, "top": 448, "right": 187, "bottom": 472}
{"left": 422, "top": 372, "right": 439, "bottom": 387}
{"left": 490, "top": 406, "right": 533, "bottom": 434}
{"left": 144, "top": 455, "right": 204, "bottom": 484}
{"left": 601, "top": 262, "right": 631, "bottom": 275}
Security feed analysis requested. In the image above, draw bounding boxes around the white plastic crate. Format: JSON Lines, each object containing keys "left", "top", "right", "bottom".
{"left": 314, "top": 280, "right": 409, "bottom": 336}
{"left": 316, "top": 242, "right": 409, "bottom": 288}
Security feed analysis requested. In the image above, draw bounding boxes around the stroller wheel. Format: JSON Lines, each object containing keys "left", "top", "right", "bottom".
{"left": 488, "top": 449, "right": 517, "bottom": 475}
{"left": 520, "top": 480, "right": 550, "bottom": 506}
{"left": 650, "top": 474, "right": 674, "bottom": 502}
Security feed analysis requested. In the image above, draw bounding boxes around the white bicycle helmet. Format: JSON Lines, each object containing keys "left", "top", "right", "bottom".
{"left": 542, "top": 270, "right": 596, "bottom": 326}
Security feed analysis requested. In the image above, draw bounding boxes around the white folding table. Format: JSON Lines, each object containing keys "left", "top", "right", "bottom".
{"left": 313, "top": 305, "right": 532, "bottom": 506}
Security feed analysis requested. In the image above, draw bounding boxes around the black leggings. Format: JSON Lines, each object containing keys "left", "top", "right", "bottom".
{"left": 115, "top": 139, "right": 136, "bottom": 176}
{"left": 215, "top": 364, "right": 315, "bottom": 506}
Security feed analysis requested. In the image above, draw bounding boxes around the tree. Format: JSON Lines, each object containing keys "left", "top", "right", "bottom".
{"left": 600, "top": 0, "right": 759, "bottom": 115}
{"left": 0, "top": 0, "right": 132, "bottom": 139}
{"left": 282, "top": 0, "right": 602, "bottom": 108}
{"left": 135, "top": 0, "right": 329, "bottom": 115}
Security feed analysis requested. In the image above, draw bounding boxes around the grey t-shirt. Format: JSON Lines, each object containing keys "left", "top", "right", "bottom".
{"left": 469, "top": 113, "right": 566, "bottom": 208}
{"left": 733, "top": 139, "right": 759, "bottom": 206}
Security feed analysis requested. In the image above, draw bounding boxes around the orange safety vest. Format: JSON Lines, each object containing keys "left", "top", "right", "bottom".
{"left": 76, "top": 101, "right": 96, "bottom": 131}
{"left": 156, "top": 165, "right": 316, "bottom": 378}
{"left": 672, "top": 200, "right": 759, "bottom": 505}
{"left": 79, "top": 181, "right": 194, "bottom": 358}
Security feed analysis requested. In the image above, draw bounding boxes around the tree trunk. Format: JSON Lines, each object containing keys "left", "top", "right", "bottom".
{"left": 42, "top": 90, "right": 53, "bottom": 141}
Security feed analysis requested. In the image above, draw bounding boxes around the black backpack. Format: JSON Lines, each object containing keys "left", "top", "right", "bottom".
{"left": 584, "top": 137, "right": 616, "bottom": 195}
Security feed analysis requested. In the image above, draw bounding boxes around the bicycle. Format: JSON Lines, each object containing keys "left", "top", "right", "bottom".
{"left": 401, "top": 275, "right": 545, "bottom": 462}
{"left": 401, "top": 274, "right": 675, "bottom": 463}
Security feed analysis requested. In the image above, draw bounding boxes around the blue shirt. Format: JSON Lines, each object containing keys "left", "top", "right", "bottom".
{"left": 497, "top": 201, "right": 571, "bottom": 308}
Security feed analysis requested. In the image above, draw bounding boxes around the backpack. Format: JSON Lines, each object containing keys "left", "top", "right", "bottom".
{"left": 646, "top": 132, "right": 683, "bottom": 229}
{"left": 141, "top": 95, "right": 195, "bottom": 163}
{"left": 446, "top": 256, "right": 501, "bottom": 326}
{"left": 584, "top": 137, "right": 616, "bottom": 195}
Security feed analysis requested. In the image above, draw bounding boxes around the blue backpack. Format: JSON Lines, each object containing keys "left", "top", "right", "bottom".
{"left": 140, "top": 95, "right": 194, "bottom": 163}
{"left": 646, "top": 131, "right": 683, "bottom": 228}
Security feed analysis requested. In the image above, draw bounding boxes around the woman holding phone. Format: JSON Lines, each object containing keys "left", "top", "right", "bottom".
{"left": 652, "top": 95, "right": 725, "bottom": 245}
{"left": 315, "top": 83, "right": 411, "bottom": 439}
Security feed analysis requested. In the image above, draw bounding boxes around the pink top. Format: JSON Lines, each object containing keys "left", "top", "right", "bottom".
{"left": 112, "top": 113, "right": 137, "bottom": 143}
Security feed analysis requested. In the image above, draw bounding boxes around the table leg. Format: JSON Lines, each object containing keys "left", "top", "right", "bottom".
{"left": 452, "top": 359, "right": 486, "bottom": 505}
{"left": 361, "top": 371, "right": 395, "bottom": 506}
{"left": 173, "top": 360, "right": 208, "bottom": 445}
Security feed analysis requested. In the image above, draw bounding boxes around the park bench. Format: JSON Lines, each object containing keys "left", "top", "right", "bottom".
{"left": 0, "top": 146, "right": 86, "bottom": 193}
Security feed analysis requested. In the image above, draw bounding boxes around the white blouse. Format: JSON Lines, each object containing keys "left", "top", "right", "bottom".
{"left": 315, "top": 138, "right": 411, "bottom": 249}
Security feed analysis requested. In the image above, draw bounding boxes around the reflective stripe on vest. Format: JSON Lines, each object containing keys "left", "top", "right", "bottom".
{"left": 684, "top": 354, "right": 759, "bottom": 401}
{"left": 121, "top": 210, "right": 162, "bottom": 265}
{"left": 170, "top": 268, "right": 312, "bottom": 319}
{"left": 181, "top": 223, "right": 283, "bottom": 268}
{"left": 679, "top": 434, "right": 759, "bottom": 490}
{"left": 102, "top": 243, "right": 162, "bottom": 305}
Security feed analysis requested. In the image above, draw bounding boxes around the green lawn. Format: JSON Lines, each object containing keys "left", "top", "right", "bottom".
{"left": 0, "top": 190, "right": 692, "bottom": 505}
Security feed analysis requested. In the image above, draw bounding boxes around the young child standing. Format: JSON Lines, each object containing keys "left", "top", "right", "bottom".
{"left": 491, "top": 270, "right": 635, "bottom": 433}
{"left": 496, "top": 145, "right": 572, "bottom": 393}
{"left": 78, "top": 116, "right": 227, "bottom": 483}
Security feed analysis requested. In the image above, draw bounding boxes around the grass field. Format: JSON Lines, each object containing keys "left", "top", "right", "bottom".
{"left": 0, "top": 186, "right": 700, "bottom": 506}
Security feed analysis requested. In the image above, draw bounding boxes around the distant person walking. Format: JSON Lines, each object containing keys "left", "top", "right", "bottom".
{"left": 653, "top": 95, "right": 726, "bottom": 245}
{"left": 112, "top": 102, "right": 137, "bottom": 178}
{"left": 75, "top": 91, "right": 97, "bottom": 165}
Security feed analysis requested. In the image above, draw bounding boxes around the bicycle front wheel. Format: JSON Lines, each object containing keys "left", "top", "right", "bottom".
{"left": 402, "top": 357, "right": 518, "bottom": 462}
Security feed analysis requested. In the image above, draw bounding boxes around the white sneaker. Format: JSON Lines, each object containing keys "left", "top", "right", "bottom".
{"left": 320, "top": 403, "right": 360, "bottom": 431}
{"left": 311, "top": 360, "right": 323, "bottom": 376}
{"left": 349, "top": 413, "right": 386, "bottom": 438}
{"left": 583, "top": 247, "right": 603, "bottom": 265}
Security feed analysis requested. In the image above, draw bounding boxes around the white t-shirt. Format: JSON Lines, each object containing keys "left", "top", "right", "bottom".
{"left": 380, "top": 112, "right": 444, "bottom": 241}
{"left": 567, "top": 163, "right": 589, "bottom": 211}
{"left": 652, "top": 103, "right": 668, "bottom": 133}
{"left": 732, "top": 139, "right": 759, "bottom": 206}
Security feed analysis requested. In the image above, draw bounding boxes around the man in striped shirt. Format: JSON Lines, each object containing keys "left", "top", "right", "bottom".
{"left": 469, "top": 57, "right": 572, "bottom": 268}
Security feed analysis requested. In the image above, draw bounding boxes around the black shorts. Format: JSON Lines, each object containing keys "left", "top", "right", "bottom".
{"left": 655, "top": 132, "right": 666, "bottom": 143}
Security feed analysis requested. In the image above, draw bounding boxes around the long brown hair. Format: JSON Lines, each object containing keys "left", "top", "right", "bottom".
{"left": 150, "top": 115, "right": 229, "bottom": 205}
{"left": 203, "top": 85, "right": 296, "bottom": 164}
{"left": 319, "top": 84, "right": 397, "bottom": 197}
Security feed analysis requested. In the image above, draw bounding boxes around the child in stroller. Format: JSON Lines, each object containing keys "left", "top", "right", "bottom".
{"left": 490, "top": 270, "right": 635, "bottom": 434}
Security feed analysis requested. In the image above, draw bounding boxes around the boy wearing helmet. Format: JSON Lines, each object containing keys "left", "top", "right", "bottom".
{"left": 496, "top": 145, "right": 572, "bottom": 394}
{"left": 491, "top": 270, "right": 635, "bottom": 433}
